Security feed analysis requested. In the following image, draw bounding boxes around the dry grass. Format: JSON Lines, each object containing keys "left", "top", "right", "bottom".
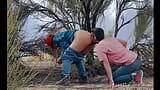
{"left": 7, "top": 0, "right": 39, "bottom": 90}
{"left": 17, "top": 84, "right": 153, "bottom": 90}
{"left": 17, "top": 55, "right": 153, "bottom": 90}
{"left": 16, "top": 72, "right": 153, "bottom": 90}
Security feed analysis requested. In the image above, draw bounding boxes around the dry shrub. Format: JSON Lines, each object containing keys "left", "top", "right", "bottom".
{"left": 7, "top": 0, "right": 38, "bottom": 89}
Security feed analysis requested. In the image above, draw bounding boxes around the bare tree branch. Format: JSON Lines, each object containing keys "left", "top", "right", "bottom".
{"left": 122, "top": 4, "right": 147, "bottom": 12}
{"left": 121, "top": 14, "right": 125, "bottom": 25}
{"left": 114, "top": 0, "right": 149, "bottom": 37}
{"left": 117, "top": 14, "right": 139, "bottom": 31}
{"left": 37, "top": 20, "right": 55, "bottom": 32}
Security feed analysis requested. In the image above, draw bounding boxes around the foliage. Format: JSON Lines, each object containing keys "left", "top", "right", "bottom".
{"left": 114, "top": 0, "right": 149, "bottom": 37}
{"left": 7, "top": 0, "right": 38, "bottom": 89}
{"left": 134, "top": 5, "right": 153, "bottom": 44}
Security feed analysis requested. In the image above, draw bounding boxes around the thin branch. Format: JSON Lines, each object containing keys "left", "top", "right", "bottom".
{"left": 60, "top": 8, "right": 75, "bottom": 29}
{"left": 122, "top": 5, "right": 147, "bottom": 12}
{"left": 117, "top": 14, "right": 139, "bottom": 31}
{"left": 33, "top": 5, "right": 79, "bottom": 27}
{"left": 91, "top": 0, "right": 104, "bottom": 19}
{"left": 55, "top": 2, "right": 76, "bottom": 29}
{"left": 121, "top": 14, "right": 125, "bottom": 25}
{"left": 80, "top": 0, "right": 87, "bottom": 17}
{"left": 37, "top": 20, "right": 55, "bottom": 32}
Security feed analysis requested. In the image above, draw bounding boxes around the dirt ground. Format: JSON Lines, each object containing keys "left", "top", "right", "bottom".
{"left": 17, "top": 72, "right": 153, "bottom": 90}
{"left": 19, "top": 58, "right": 153, "bottom": 90}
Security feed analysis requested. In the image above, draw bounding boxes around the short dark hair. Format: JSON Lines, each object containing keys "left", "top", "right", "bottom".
{"left": 91, "top": 28, "right": 104, "bottom": 41}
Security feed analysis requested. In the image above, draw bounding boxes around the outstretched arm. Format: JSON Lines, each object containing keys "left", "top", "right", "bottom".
{"left": 95, "top": 45, "right": 114, "bottom": 88}
{"left": 102, "top": 58, "right": 114, "bottom": 88}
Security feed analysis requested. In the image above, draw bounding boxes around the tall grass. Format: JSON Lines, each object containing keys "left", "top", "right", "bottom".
{"left": 7, "top": 0, "right": 38, "bottom": 90}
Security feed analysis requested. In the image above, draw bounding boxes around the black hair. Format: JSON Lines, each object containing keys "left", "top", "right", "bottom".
{"left": 91, "top": 28, "right": 104, "bottom": 41}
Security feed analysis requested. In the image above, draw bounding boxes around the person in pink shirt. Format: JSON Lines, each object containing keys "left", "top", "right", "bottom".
{"left": 95, "top": 37, "right": 143, "bottom": 88}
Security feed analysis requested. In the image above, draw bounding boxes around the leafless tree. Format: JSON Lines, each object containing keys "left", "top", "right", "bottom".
{"left": 14, "top": 0, "right": 112, "bottom": 32}
{"left": 114, "top": 0, "right": 151, "bottom": 37}
{"left": 14, "top": 0, "right": 113, "bottom": 67}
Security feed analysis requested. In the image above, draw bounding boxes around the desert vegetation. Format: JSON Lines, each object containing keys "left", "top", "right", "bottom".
{"left": 8, "top": 0, "right": 153, "bottom": 90}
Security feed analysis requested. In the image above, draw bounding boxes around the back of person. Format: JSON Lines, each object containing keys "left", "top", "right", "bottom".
{"left": 96, "top": 37, "right": 137, "bottom": 65}
{"left": 69, "top": 30, "right": 93, "bottom": 53}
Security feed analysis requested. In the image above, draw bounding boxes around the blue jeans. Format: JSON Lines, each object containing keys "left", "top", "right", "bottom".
{"left": 113, "top": 56, "right": 141, "bottom": 84}
{"left": 53, "top": 30, "right": 77, "bottom": 50}
{"left": 61, "top": 47, "right": 87, "bottom": 77}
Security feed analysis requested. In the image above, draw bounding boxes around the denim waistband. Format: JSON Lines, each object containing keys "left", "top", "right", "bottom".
{"left": 126, "top": 56, "right": 141, "bottom": 66}
{"left": 121, "top": 56, "right": 140, "bottom": 66}
{"left": 62, "top": 47, "right": 85, "bottom": 61}
{"left": 67, "top": 47, "right": 85, "bottom": 56}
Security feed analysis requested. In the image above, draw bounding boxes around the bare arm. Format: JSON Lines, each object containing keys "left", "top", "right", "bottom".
{"left": 102, "top": 59, "right": 114, "bottom": 83}
{"left": 95, "top": 44, "right": 114, "bottom": 88}
{"left": 95, "top": 44, "right": 114, "bottom": 83}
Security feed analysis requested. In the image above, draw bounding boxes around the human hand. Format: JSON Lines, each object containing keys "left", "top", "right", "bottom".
{"left": 109, "top": 80, "right": 114, "bottom": 88}
{"left": 56, "top": 56, "right": 62, "bottom": 64}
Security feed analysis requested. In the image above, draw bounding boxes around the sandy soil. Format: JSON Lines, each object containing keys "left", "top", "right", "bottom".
{"left": 18, "top": 57, "right": 153, "bottom": 90}
{"left": 17, "top": 72, "right": 153, "bottom": 90}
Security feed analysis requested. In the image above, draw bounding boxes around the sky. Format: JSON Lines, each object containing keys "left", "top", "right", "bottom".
{"left": 20, "top": 12, "right": 53, "bottom": 41}
{"left": 20, "top": 0, "right": 153, "bottom": 48}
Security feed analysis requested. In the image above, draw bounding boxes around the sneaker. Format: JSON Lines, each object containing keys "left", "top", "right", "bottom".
{"left": 79, "top": 76, "right": 88, "bottom": 84}
{"left": 55, "top": 76, "right": 70, "bottom": 85}
{"left": 134, "top": 70, "right": 143, "bottom": 84}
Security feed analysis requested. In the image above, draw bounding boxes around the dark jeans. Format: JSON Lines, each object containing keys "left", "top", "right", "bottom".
{"left": 113, "top": 56, "right": 141, "bottom": 84}
{"left": 61, "top": 47, "right": 87, "bottom": 77}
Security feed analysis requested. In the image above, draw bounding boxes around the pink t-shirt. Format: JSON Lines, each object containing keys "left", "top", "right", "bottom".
{"left": 95, "top": 37, "right": 137, "bottom": 65}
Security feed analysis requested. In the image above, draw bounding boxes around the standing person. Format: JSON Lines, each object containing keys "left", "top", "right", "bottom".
{"left": 95, "top": 37, "right": 143, "bottom": 88}
{"left": 45, "top": 28, "right": 104, "bottom": 85}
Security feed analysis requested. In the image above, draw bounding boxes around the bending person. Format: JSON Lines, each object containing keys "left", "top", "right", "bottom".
{"left": 45, "top": 28, "right": 104, "bottom": 85}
